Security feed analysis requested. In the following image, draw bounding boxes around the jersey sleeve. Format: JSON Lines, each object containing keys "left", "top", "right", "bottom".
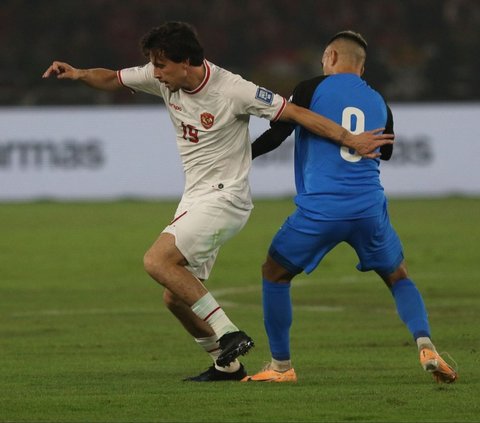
{"left": 226, "top": 76, "right": 287, "bottom": 122}
{"left": 251, "top": 120, "right": 295, "bottom": 159}
{"left": 380, "top": 104, "right": 394, "bottom": 161}
{"left": 117, "top": 63, "right": 165, "bottom": 98}
{"left": 251, "top": 77, "right": 326, "bottom": 159}
{"left": 290, "top": 76, "right": 326, "bottom": 108}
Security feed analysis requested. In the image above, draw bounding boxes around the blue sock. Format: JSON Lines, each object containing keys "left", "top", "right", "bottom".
{"left": 390, "top": 278, "right": 430, "bottom": 340}
{"left": 262, "top": 279, "right": 292, "bottom": 361}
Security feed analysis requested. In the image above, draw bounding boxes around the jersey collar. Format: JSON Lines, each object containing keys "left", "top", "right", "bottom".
{"left": 183, "top": 60, "right": 211, "bottom": 95}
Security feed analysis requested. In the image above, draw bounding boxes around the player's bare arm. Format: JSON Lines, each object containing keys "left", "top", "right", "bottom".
{"left": 42, "top": 61, "right": 121, "bottom": 91}
{"left": 280, "top": 102, "right": 394, "bottom": 159}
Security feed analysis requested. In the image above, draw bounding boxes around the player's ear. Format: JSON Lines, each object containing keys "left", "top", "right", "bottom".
{"left": 331, "top": 49, "right": 339, "bottom": 65}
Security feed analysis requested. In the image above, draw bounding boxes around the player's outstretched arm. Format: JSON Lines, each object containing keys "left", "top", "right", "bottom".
{"left": 42, "top": 61, "right": 121, "bottom": 91}
{"left": 279, "top": 103, "right": 394, "bottom": 158}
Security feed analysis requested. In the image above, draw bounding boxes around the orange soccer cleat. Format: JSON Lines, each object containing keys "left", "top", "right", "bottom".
{"left": 420, "top": 347, "right": 458, "bottom": 384}
{"left": 241, "top": 365, "right": 297, "bottom": 383}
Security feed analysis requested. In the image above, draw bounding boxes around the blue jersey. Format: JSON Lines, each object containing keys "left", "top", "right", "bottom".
{"left": 293, "top": 74, "right": 391, "bottom": 220}
{"left": 251, "top": 73, "right": 394, "bottom": 220}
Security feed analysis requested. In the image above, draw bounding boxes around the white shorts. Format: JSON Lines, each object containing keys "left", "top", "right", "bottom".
{"left": 162, "top": 192, "right": 252, "bottom": 280}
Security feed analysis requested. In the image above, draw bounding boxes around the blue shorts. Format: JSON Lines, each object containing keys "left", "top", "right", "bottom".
{"left": 269, "top": 204, "right": 404, "bottom": 276}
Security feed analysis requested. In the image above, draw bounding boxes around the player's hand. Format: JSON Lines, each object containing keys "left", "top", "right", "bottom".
{"left": 344, "top": 128, "right": 394, "bottom": 159}
{"left": 42, "top": 61, "right": 80, "bottom": 80}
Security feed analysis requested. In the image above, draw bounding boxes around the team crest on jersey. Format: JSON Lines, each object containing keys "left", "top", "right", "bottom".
{"left": 200, "top": 112, "right": 215, "bottom": 129}
{"left": 255, "top": 87, "right": 274, "bottom": 105}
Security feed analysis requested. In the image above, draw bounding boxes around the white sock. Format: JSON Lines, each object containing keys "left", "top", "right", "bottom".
{"left": 191, "top": 293, "right": 238, "bottom": 338}
{"left": 215, "top": 360, "right": 241, "bottom": 373}
{"left": 416, "top": 336, "right": 436, "bottom": 351}
{"left": 194, "top": 335, "right": 240, "bottom": 373}
{"left": 194, "top": 335, "right": 221, "bottom": 361}
{"left": 271, "top": 358, "right": 292, "bottom": 372}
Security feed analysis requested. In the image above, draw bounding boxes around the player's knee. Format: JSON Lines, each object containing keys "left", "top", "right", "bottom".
{"left": 262, "top": 259, "right": 275, "bottom": 280}
{"left": 143, "top": 249, "right": 166, "bottom": 281}
{"left": 143, "top": 250, "right": 155, "bottom": 276}
{"left": 262, "top": 256, "right": 294, "bottom": 282}
{"left": 383, "top": 261, "right": 409, "bottom": 287}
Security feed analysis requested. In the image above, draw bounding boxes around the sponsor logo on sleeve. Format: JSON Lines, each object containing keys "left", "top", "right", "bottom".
{"left": 255, "top": 87, "right": 274, "bottom": 105}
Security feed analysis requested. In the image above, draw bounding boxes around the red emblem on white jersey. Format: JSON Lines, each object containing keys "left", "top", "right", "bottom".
{"left": 200, "top": 112, "right": 215, "bottom": 129}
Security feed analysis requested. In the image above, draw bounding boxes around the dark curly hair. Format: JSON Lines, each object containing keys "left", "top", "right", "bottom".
{"left": 140, "top": 21, "right": 204, "bottom": 66}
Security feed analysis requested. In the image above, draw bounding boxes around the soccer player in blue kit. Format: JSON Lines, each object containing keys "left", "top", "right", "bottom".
{"left": 243, "top": 31, "right": 457, "bottom": 383}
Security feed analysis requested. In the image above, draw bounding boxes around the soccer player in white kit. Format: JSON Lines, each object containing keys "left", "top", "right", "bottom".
{"left": 42, "top": 21, "right": 393, "bottom": 381}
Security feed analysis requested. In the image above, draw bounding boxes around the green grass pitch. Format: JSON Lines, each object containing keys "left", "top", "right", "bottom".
{"left": 1, "top": 198, "right": 479, "bottom": 422}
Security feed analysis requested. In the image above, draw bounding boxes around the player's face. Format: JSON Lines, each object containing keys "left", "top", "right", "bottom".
{"left": 150, "top": 52, "right": 188, "bottom": 92}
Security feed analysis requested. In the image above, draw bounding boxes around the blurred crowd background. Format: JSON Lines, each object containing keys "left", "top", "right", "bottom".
{"left": 2, "top": 0, "right": 479, "bottom": 106}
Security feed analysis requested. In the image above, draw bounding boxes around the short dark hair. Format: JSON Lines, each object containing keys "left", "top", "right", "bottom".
{"left": 140, "top": 21, "right": 204, "bottom": 66}
{"left": 327, "top": 30, "right": 367, "bottom": 51}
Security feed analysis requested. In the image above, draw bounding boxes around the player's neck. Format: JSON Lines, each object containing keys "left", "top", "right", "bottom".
{"left": 331, "top": 65, "right": 362, "bottom": 76}
{"left": 184, "top": 62, "right": 206, "bottom": 91}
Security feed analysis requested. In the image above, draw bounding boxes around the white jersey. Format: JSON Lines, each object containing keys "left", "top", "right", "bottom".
{"left": 118, "top": 60, "right": 286, "bottom": 207}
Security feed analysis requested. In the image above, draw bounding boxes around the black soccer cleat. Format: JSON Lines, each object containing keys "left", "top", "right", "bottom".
{"left": 216, "top": 330, "right": 254, "bottom": 367}
{"left": 183, "top": 364, "right": 247, "bottom": 382}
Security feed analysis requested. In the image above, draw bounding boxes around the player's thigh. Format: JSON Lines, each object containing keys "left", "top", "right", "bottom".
{"left": 163, "top": 194, "right": 251, "bottom": 278}
{"left": 269, "top": 209, "right": 346, "bottom": 275}
{"left": 349, "top": 210, "right": 404, "bottom": 275}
